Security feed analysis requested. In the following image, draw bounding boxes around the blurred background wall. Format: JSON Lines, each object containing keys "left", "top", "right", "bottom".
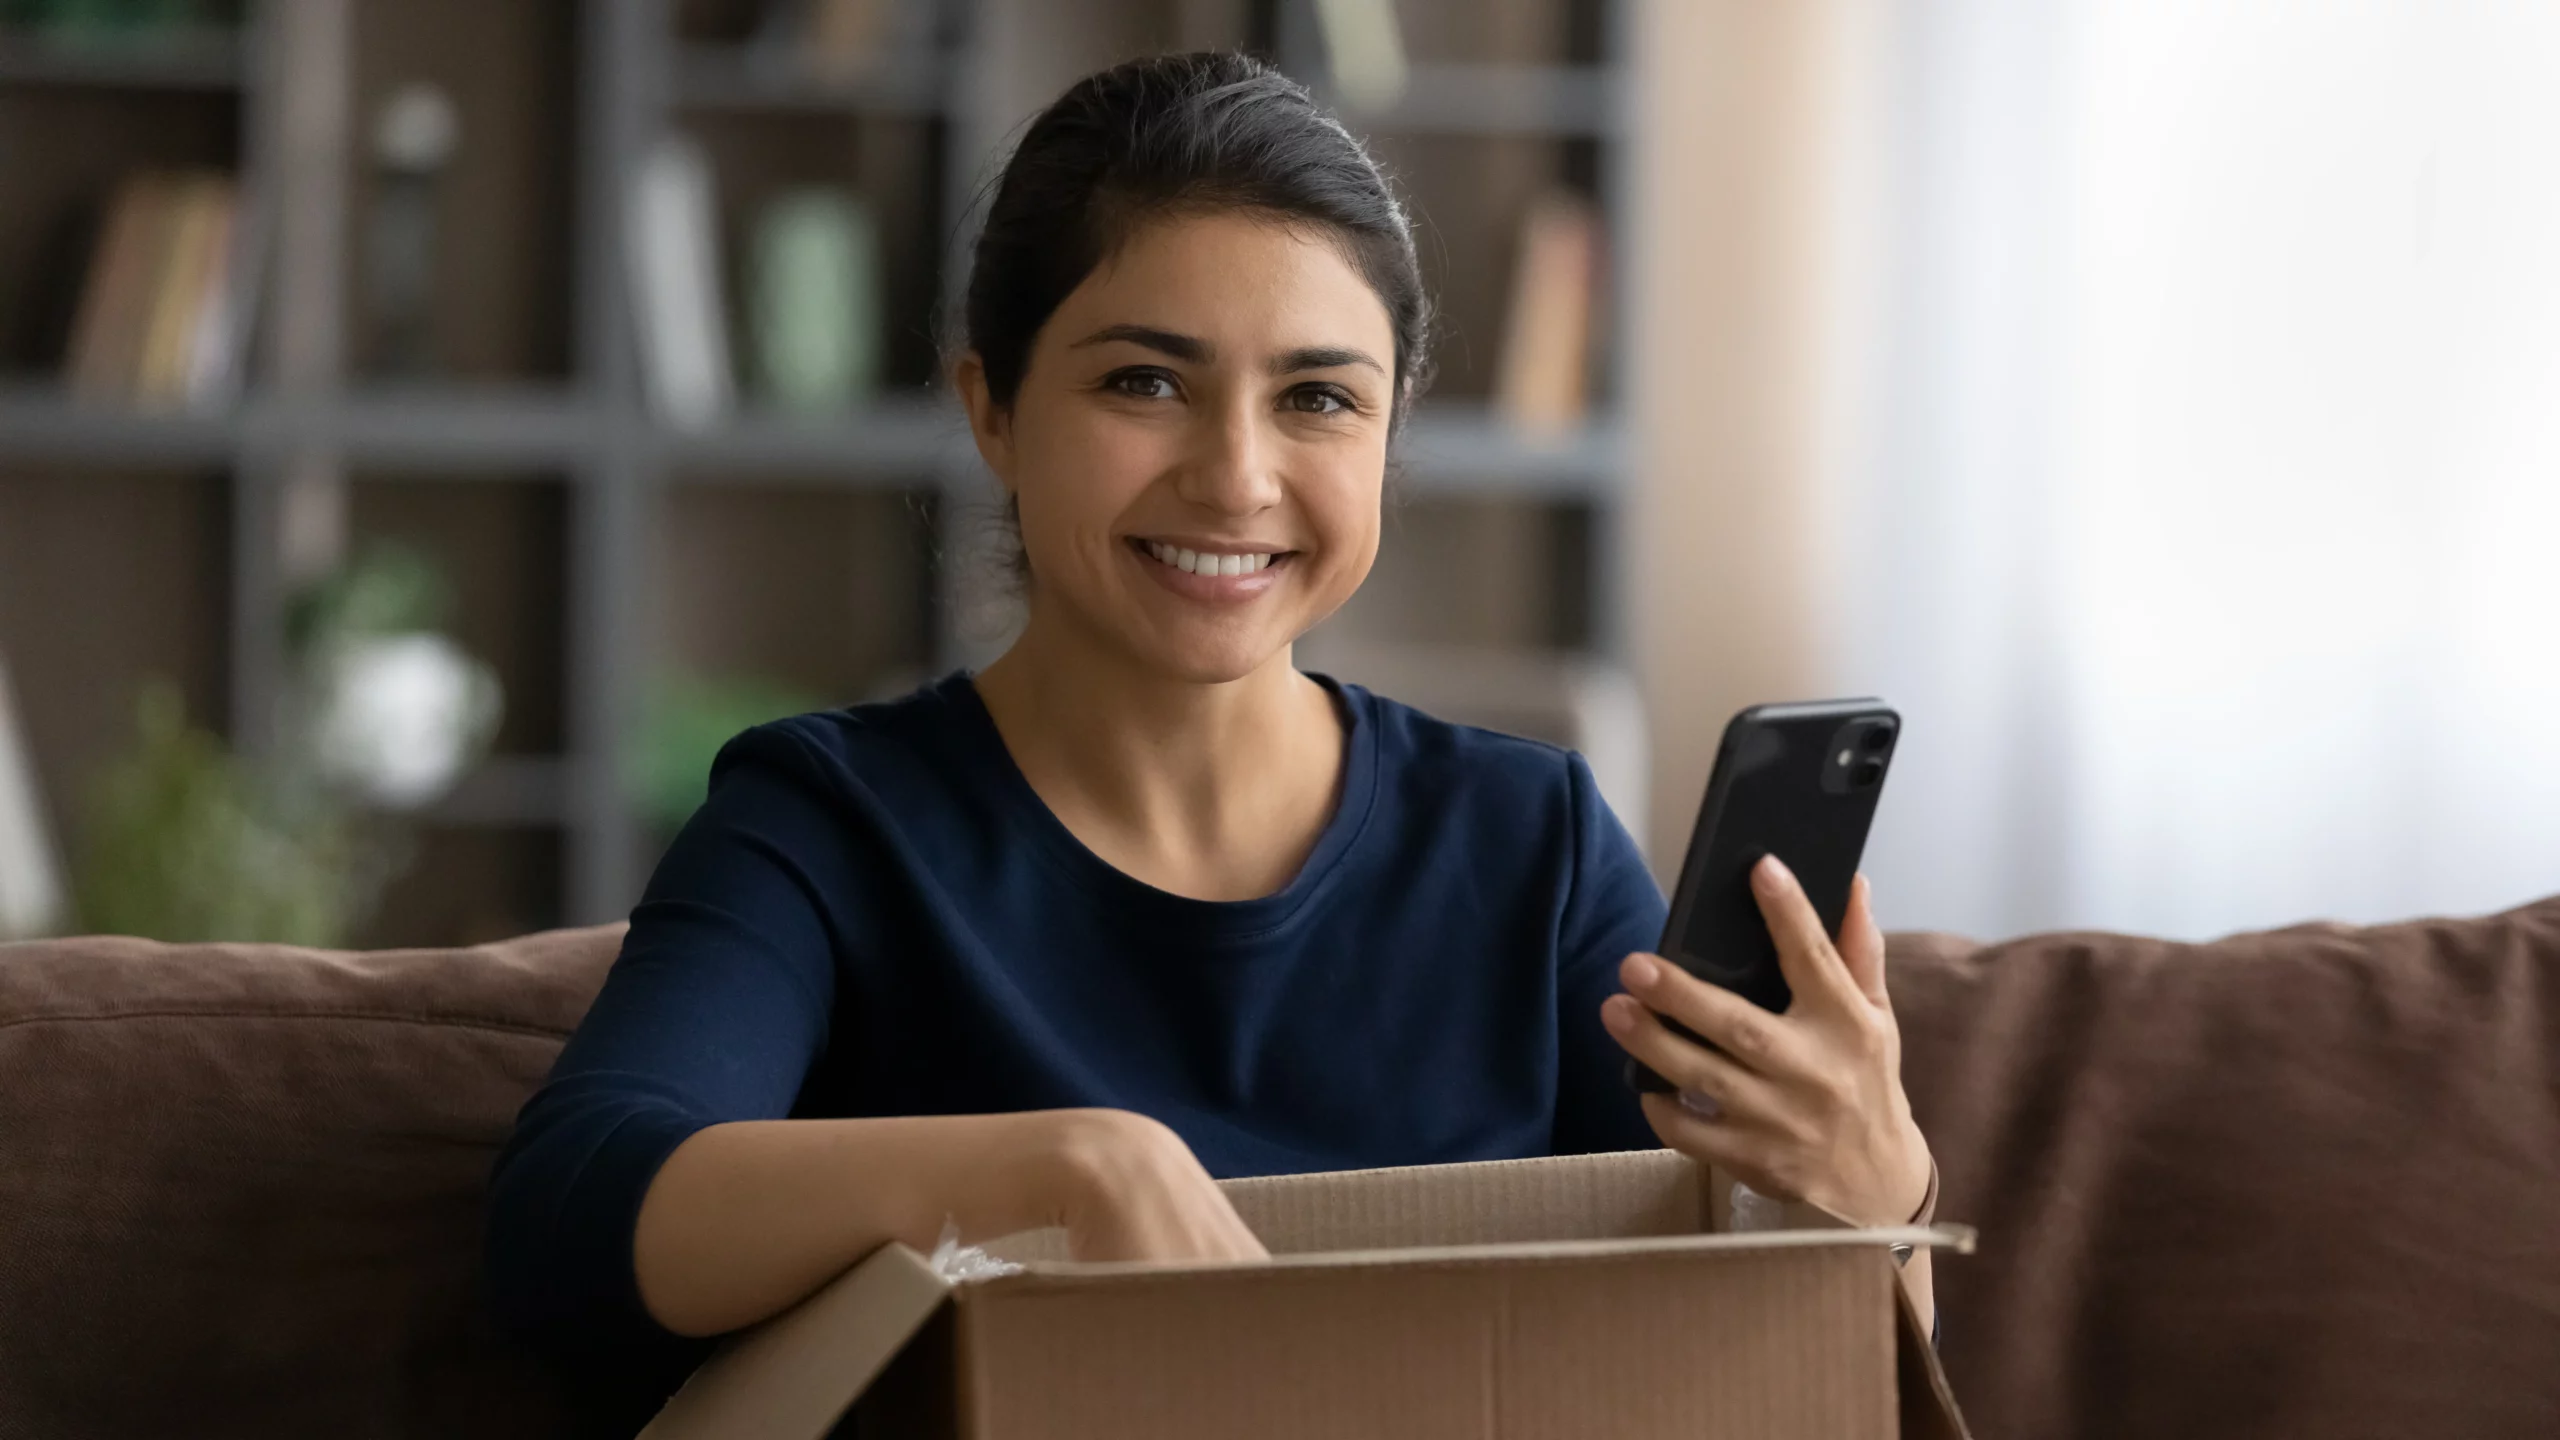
{"left": 1845, "top": 0, "right": 2560, "bottom": 940}
{"left": 1, "top": 0, "right": 2552, "bottom": 950}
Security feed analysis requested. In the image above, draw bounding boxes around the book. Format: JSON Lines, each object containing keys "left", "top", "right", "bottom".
{"left": 1313, "top": 0, "right": 1408, "bottom": 111}
{"left": 0, "top": 651, "right": 65, "bottom": 941}
{"left": 137, "top": 173, "right": 231, "bottom": 405}
{"left": 805, "top": 0, "right": 897, "bottom": 78}
{"left": 629, "top": 135, "right": 735, "bottom": 430}
{"left": 182, "top": 178, "right": 252, "bottom": 408}
{"left": 1492, "top": 189, "right": 1602, "bottom": 439}
{"left": 64, "top": 170, "right": 240, "bottom": 406}
{"left": 66, "top": 171, "right": 177, "bottom": 399}
{"left": 748, "top": 187, "right": 880, "bottom": 414}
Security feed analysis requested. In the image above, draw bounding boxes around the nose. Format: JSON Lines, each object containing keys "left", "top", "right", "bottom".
{"left": 1171, "top": 390, "right": 1284, "bottom": 517}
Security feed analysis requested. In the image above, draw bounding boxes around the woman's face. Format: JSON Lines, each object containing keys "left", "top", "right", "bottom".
{"left": 962, "top": 210, "right": 1396, "bottom": 684}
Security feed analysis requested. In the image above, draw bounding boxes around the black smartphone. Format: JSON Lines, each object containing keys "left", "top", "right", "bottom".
{"left": 1626, "top": 698, "right": 1900, "bottom": 1094}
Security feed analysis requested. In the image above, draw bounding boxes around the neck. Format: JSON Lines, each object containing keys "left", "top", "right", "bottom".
{"left": 971, "top": 598, "right": 1345, "bottom": 901}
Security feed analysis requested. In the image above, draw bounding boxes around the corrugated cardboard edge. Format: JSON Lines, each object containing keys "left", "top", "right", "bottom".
{"left": 1702, "top": 1161, "right": 1975, "bottom": 1439}
{"left": 637, "top": 1241, "right": 951, "bottom": 1440}
{"left": 987, "top": 1223, "right": 1976, "bottom": 1283}
{"left": 1896, "top": 1277, "right": 1973, "bottom": 1440}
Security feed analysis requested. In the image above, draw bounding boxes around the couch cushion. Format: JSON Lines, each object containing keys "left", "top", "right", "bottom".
{"left": 1892, "top": 895, "right": 2560, "bottom": 1440}
{"left": 0, "top": 923, "right": 623, "bottom": 1440}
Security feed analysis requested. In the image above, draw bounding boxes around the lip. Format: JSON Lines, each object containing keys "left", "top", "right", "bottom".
{"left": 1134, "top": 534, "right": 1293, "bottom": 556}
{"left": 1125, "top": 536, "right": 1293, "bottom": 604}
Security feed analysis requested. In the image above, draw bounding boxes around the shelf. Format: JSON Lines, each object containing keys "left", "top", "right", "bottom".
{"left": 0, "top": 386, "right": 237, "bottom": 467}
{"left": 1340, "top": 62, "right": 1622, "bottom": 138}
{"left": 0, "top": 383, "right": 593, "bottom": 473}
{"left": 667, "top": 50, "right": 1622, "bottom": 137}
{"left": 658, "top": 397, "right": 969, "bottom": 483}
{"left": 656, "top": 399, "right": 1620, "bottom": 495}
{"left": 655, "top": 399, "right": 1621, "bottom": 497}
{"left": 0, "top": 384, "right": 1624, "bottom": 496}
{"left": 0, "top": 27, "right": 244, "bottom": 92}
{"left": 669, "top": 42, "right": 950, "bottom": 117}
{"left": 327, "top": 387, "right": 595, "bottom": 473}
{"left": 1396, "top": 406, "right": 1623, "bottom": 496}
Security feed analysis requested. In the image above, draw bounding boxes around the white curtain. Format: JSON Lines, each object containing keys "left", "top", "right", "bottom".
{"left": 1844, "top": 0, "right": 2560, "bottom": 941}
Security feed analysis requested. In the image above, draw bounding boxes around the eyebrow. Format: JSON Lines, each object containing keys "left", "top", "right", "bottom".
{"left": 1069, "top": 324, "right": 1387, "bottom": 378}
{"left": 1269, "top": 344, "right": 1386, "bottom": 378}
{"left": 1070, "top": 324, "right": 1210, "bottom": 363}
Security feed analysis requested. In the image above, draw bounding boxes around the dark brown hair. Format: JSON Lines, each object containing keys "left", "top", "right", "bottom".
{"left": 962, "top": 50, "right": 1434, "bottom": 420}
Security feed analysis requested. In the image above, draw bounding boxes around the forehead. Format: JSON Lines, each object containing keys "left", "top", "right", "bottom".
{"left": 1049, "top": 209, "right": 1396, "bottom": 358}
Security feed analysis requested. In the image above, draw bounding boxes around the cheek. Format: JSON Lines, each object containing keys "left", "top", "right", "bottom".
{"left": 1302, "top": 448, "right": 1385, "bottom": 589}
{"left": 1009, "top": 397, "right": 1168, "bottom": 552}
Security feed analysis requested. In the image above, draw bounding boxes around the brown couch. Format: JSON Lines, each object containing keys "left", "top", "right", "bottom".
{"left": 5, "top": 897, "right": 2557, "bottom": 1438}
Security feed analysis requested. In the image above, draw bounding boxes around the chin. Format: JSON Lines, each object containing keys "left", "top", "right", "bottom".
{"left": 1123, "top": 625, "right": 1292, "bottom": 687}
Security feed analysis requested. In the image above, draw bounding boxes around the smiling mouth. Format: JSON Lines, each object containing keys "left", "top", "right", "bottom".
{"left": 1128, "top": 538, "right": 1295, "bottom": 578}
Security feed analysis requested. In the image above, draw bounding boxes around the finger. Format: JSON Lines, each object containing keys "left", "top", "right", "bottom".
{"left": 1637, "top": 1094, "right": 1794, "bottom": 1196}
{"left": 1837, "top": 873, "right": 1891, "bottom": 1009}
{"left": 1751, "top": 855, "right": 1866, "bottom": 1016}
{"left": 1601, "top": 991, "right": 1792, "bottom": 1110}
{"left": 1617, "top": 952, "right": 1820, "bottom": 1084}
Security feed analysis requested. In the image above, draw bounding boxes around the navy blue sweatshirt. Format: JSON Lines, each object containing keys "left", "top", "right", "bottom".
{"left": 485, "top": 672, "right": 1666, "bottom": 1423}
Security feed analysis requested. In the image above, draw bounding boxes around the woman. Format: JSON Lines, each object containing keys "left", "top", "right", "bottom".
{"left": 487, "top": 51, "right": 1936, "bottom": 1425}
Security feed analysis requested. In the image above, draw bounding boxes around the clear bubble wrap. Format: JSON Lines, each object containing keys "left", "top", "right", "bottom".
{"left": 927, "top": 1218, "right": 1025, "bottom": 1283}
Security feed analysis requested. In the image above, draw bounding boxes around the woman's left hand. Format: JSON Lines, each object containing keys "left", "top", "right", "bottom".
{"left": 1601, "top": 856, "right": 1933, "bottom": 1228}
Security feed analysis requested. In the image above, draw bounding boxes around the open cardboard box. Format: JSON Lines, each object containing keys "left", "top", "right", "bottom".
{"left": 638, "top": 1149, "right": 1973, "bottom": 1439}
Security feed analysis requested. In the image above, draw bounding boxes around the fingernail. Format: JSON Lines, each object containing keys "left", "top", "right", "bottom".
{"left": 1755, "top": 855, "right": 1791, "bottom": 891}
{"left": 1623, "top": 954, "right": 1658, "bottom": 989}
{"left": 1602, "top": 995, "right": 1638, "bottom": 1035}
{"left": 1678, "top": 1089, "right": 1723, "bottom": 1120}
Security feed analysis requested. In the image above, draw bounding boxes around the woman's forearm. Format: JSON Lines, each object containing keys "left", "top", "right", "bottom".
{"left": 631, "top": 1111, "right": 1064, "bottom": 1337}
{"left": 629, "top": 1105, "right": 1266, "bottom": 1337}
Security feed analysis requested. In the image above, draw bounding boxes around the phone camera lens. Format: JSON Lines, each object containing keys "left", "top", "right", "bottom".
{"left": 1852, "top": 758, "right": 1885, "bottom": 786}
{"left": 1860, "top": 726, "right": 1895, "bottom": 754}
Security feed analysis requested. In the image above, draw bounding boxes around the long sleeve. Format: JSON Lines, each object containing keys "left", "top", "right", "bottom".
{"left": 1549, "top": 751, "right": 1670, "bottom": 1155}
{"left": 482, "top": 723, "right": 850, "bottom": 1400}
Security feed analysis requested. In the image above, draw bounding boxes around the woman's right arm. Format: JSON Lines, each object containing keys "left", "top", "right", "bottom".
{"left": 488, "top": 723, "right": 1259, "bottom": 1356}
{"left": 633, "top": 1105, "right": 1263, "bottom": 1336}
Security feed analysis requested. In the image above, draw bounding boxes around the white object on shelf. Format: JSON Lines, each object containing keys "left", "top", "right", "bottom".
{"left": 311, "top": 632, "right": 503, "bottom": 810}
{"left": 1314, "top": 0, "right": 1408, "bottom": 111}
{"left": 0, "top": 652, "right": 65, "bottom": 939}
{"left": 629, "top": 134, "right": 736, "bottom": 430}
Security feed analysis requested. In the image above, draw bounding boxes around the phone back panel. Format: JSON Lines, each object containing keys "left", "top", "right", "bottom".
{"left": 1658, "top": 700, "right": 1899, "bottom": 1015}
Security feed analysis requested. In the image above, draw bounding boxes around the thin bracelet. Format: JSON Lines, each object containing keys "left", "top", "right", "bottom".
{"left": 1889, "top": 1159, "right": 1939, "bottom": 1270}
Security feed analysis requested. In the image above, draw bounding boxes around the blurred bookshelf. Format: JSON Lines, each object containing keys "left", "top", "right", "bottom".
{"left": 0, "top": 0, "right": 1630, "bottom": 945}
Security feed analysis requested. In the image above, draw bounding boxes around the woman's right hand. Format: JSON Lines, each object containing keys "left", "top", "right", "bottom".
{"left": 1025, "top": 1108, "right": 1268, "bottom": 1263}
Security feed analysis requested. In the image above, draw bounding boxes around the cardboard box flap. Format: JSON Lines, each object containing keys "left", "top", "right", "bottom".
{"left": 637, "top": 1240, "right": 950, "bottom": 1440}
{"left": 1897, "top": 1277, "right": 1973, "bottom": 1440}
{"left": 1223, "top": 1146, "right": 1708, "bottom": 1252}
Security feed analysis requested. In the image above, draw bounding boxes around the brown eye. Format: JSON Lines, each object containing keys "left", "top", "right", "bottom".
{"left": 1286, "top": 384, "right": 1354, "bottom": 415}
{"left": 1108, "top": 368, "right": 1178, "bottom": 400}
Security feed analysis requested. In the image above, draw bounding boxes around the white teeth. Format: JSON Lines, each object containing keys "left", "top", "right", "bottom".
{"left": 1141, "top": 542, "right": 1279, "bottom": 576}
